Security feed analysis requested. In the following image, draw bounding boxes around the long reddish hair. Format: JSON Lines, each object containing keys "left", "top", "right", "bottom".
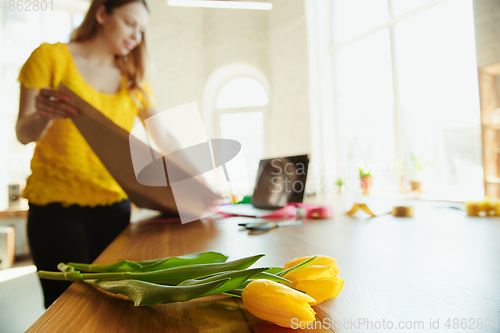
{"left": 70, "top": 0, "right": 150, "bottom": 103}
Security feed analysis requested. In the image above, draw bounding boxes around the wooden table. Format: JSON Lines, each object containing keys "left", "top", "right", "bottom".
{"left": 26, "top": 202, "right": 500, "bottom": 332}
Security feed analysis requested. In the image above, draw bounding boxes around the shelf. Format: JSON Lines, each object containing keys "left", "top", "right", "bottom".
{"left": 485, "top": 177, "right": 500, "bottom": 184}
{"left": 0, "top": 209, "right": 28, "bottom": 219}
{"left": 480, "top": 62, "right": 500, "bottom": 76}
{"left": 479, "top": 63, "right": 500, "bottom": 198}
{"left": 482, "top": 123, "right": 500, "bottom": 130}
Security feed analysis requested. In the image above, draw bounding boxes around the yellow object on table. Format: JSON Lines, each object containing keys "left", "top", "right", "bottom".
{"left": 466, "top": 199, "right": 500, "bottom": 216}
{"left": 242, "top": 280, "right": 316, "bottom": 328}
{"left": 392, "top": 206, "right": 413, "bottom": 217}
{"left": 347, "top": 203, "right": 413, "bottom": 217}
{"left": 346, "top": 203, "right": 376, "bottom": 217}
{"left": 282, "top": 256, "right": 344, "bottom": 305}
{"left": 241, "top": 255, "right": 344, "bottom": 328}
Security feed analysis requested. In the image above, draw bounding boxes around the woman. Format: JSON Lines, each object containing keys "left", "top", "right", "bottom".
{"left": 16, "top": 0, "right": 193, "bottom": 308}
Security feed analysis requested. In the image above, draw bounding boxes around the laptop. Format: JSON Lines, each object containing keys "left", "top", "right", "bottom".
{"left": 220, "top": 154, "right": 310, "bottom": 217}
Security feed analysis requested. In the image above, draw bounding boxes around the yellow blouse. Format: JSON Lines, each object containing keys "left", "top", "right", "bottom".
{"left": 17, "top": 42, "right": 155, "bottom": 207}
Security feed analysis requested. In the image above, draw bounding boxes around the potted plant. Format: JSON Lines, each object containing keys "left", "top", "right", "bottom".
{"left": 409, "top": 154, "right": 433, "bottom": 192}
{"left": 335, "top": 177, "right": 344, "bottom": 193}
{"left": 359, "top": 167, "right": 372, "bottom": 195}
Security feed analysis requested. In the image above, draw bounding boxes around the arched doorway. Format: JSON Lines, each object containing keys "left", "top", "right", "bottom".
{"left": 202, "top": 64, "right": 271, "bottom": 194}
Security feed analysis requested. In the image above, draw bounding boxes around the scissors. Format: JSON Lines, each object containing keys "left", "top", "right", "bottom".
{"left": 238, "top": 219, "right": 303, "bottom": 231}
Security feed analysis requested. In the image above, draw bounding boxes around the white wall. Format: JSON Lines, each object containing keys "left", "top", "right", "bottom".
{"left": 147, "top": 6, "right": 205, "bottom": 110}
{"left": 146, "top": 1, "right": 312, "bottom": 158}
{"left": 267, "top": 0, "right": 311, "bottom": 157}
{"left": 202, "top": 9, "right": 270, "bottom": 83}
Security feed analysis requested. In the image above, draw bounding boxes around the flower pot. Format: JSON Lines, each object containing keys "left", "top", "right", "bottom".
{"left": 409, "top": 180, "right": 422, "bottom": 192}
{"left": 360, "top": 176, "right": 372, "bottom": 195}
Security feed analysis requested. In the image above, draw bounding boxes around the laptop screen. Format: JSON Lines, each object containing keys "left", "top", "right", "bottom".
{"left": 251, "top": 154, "right": 309, "bottom": 209}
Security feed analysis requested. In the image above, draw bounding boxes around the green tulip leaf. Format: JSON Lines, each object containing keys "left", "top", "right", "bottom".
{"left": 64, "top": 251, "right": 229, "bottom": 272}
{"left": 222, "top": 289, "right": 242, "bottom": 298}
{"left": 276, "top": 256, "right": 317, "bottom": 277}
{"left": 42, "top": 254, "right": 265, "bottom": 285}
{"left": 86, "top": 278, "right": 229, "bottom": 306}
{"left": 179, "top": 267, "right": 268, "bottom": 295}
{"left": 262, "top": 267, "right": 283, "bottom": 274}
{"left": 234, "top": 272, "right": 291, "bottom": 291}
{"left": 249, "top": 271, "right": 291, "bottom": 283}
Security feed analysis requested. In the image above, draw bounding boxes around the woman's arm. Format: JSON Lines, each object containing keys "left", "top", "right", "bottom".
{"left": 137, "top": 106, "right": 182, "bottom": 155}
{"left": 16, "top": 86, "right": 77, "bottom": 144}
{"left": 138, "top": 106, "right": 202, "bottom": 180}
{"left": 138, "top": 106, "right": 225, "bottom": 207}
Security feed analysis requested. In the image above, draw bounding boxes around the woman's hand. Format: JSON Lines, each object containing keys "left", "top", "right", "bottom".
{"left": 35, "top": 88, "right": 78, "bottom": 119}
{"left": 204, "top": 196, "right": 225, "bottom": 211}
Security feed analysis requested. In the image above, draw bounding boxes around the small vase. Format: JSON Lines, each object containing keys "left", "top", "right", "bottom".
{"left": 360, "top": 176, "right": 372, "bottom": 195}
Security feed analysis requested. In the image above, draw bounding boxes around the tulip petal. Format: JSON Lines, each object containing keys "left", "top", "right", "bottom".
{"left": 243, "top": 295, "right": 315, "bottom": 328}
{"left": 284, "top": 256, "right": 339, "bottom": 275}
{"left": 284, "top": 265, "right": 336, "bottom": 281}
{"left": 277, "top": 256, "right": 317, "bottom": 277}
{"left": 241, "top": 280, "right": 317, "bottom": 328}
{"left": 331, "top": 277, "right": 344, "bottom": 299}
{"left": 279, "top": 255, "right": 344, "bottom": 307}
{"left": 247, "top": 279, "right": 316, "bottom": 303}
{"left": 294, "top": 277, "right": 344, "bottom": 304}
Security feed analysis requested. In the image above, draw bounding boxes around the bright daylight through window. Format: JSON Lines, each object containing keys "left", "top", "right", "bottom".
{"left": 331, "top": 0, "right": 482, "bottom": 200}
{"left": 0, "top": 3, "right": 86, "bottom": 210}
{"left": 216, "top": 78, "right": 267, "bottom": 195}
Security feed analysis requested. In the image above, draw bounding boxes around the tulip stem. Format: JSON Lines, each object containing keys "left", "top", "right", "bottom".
{"left": 222, "top": 289, "right": 242, "bottom": 298}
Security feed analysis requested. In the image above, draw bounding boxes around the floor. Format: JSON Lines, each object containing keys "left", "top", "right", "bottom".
{"left": 0, "top": 258, "right": 45, "bottom": 333}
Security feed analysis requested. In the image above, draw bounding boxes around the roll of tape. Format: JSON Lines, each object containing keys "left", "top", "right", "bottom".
{"left": 392, "top": 206, "right": 413, "bottom": 217}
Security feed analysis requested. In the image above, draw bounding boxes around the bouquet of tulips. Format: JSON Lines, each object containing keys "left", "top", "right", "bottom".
{"left": 38, "top": 251, "right": 344, "bottom": 328}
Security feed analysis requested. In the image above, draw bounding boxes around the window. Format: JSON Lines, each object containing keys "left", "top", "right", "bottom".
{"left": 392, "top": 0, "right": 433, "bottom": 16}
{"left": 331, "top": 0, "right": 482, "bottom": 199}
{"left": 335, "top": 29, "right": 396, "bottom": 190}
{"left": 214, "top": 78, "right": 268, "bottom": 195}
{"left": 0, "top": 4, "right": 88, "bottom": 210}
{"left": 216, "top": 78, "right": 268, "bottom": 109}
{"left": 332, "top": 0, "right": 388, "bottom": 43}
{"left": 395, "top": 0, "right": 481, "bottom": 195}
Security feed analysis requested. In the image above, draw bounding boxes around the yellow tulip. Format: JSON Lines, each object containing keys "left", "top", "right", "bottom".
{"left": 241, "top": 279, "right": 316, "bottom": 328}
{"left": 284, "top": 255, "right": 339, "bottom": 275}
{"left": 283, "top": 256, "right": 344, "bottom": 305}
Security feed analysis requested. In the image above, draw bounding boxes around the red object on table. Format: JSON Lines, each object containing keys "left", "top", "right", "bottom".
{"left": 289, "top": 203, "right": 334, "bottom": 219}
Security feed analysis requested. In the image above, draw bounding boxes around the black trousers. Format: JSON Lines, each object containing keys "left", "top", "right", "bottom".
{"left": 27, "top": 200, "right": 131, "bottom": 309}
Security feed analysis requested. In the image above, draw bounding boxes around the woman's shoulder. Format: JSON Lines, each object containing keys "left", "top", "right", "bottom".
{"left": 35, "top": 42, "right": 67, "bottom": 55}
{"left": 27, "top": 42, "right": 68, "bottom": 63}
{"left": 18, "top": 42, "right": 69, "bottom": 89}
